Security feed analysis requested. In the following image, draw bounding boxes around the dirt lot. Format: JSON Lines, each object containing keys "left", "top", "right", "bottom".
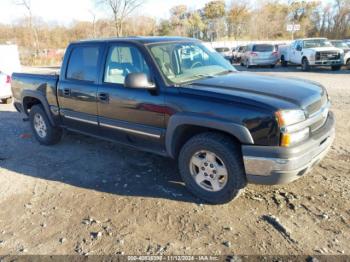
{"left": 0, "top": 65, "right": 349, "bottom": 256}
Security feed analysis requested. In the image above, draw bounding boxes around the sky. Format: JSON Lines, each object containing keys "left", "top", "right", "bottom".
{"left": 0, "top": 0, "right": 334, "bottom": 25}
{"left": 0, "top": 0, "right": 220, "bottom": 25}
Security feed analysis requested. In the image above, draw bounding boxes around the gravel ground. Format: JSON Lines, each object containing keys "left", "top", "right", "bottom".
{"left": 0, "top": 65, "right": 349, "bottom": 256}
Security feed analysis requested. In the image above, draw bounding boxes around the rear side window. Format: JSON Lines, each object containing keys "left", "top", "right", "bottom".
{"left": 66, "top": 46, "right": 100, "bottom": 82}
{"left": 253, "top": 45, "right": 274, "bottom": 52}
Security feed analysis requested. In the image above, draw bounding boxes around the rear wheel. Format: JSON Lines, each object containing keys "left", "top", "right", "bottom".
{"left": 29, "top": 104, "right": 62, "bottom": 145}
{"left": 346, "top": 59, "right": 350, "bottom": 70}
{"left": 281, "top": 56, "right": 288, "bottom": 67}
{"left": 331, "top": 65, "right": 341, "bottom": 71}
{"left": 178, "top": 132, "right": 247, "bottom": 204}
{"left": 301, "top": 58, "right": 310, "bottom": 72}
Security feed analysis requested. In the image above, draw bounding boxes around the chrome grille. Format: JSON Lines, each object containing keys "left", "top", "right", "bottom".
{"left": 310, "top": 114, "right": 328, "bottom": 132}
{"left": 306, "top": 93, "right": 328, "bottom": 116}
{"left": 316, "top": 51, "right": 340, "bottom": 61}
{"left": 305, "top": 93, "right": 329, "bottom": 133}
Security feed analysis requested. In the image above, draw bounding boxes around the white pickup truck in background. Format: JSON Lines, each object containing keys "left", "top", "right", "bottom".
{"left": 0, "top": 44, "right": 21, "bottom": 104}
{"left": 279, "top": 38, "right": 344, "bottom": 71}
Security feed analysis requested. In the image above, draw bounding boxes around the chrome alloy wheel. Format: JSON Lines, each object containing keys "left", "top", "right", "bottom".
{"left": 189, "top": 150, "right": 228, "bottom": 192}
{"left": 33, "top": 113, "right": 47, "bottom": 138}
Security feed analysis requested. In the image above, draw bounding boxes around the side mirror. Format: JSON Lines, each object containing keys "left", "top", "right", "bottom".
{"left": 296, "top": 45, "right": 302, "bottom": 51}
{"left": 124, "top": 73, "right": 156, "bottom": 90}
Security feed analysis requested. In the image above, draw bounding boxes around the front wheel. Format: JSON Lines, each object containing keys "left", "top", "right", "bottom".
{"left": 29, "top": 104, "right": 62, "bottom": 145}
{"left": 178, "top": 132, "right": 247, "bottom": 204}
{"left": 331, "top": 65, "right": 342, "bottom": 71}
{"left": 301, "top": 58, "right": 310, "bottom": 72}
{"left": 346, "top": 59, "right": 350, "bottom": 70}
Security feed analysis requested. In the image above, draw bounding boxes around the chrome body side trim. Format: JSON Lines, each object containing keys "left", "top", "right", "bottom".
{"left": 100, "top": 123, "right": 161, "bottom": 138}
{"left": 64, "top": 115, "right": 98, "bottom": 125}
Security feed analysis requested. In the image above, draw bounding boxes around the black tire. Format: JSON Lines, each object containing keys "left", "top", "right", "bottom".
{"left": 346, "top": 59, "right": 350, "bottom": 70}
{"left": 301, "top": 58, "right": 310, "bottom": 72}
{"left": 331, "top": 65, "right": 341, "bottom": 71}
{"left": 178, "top": 132, "right": 247, "bottom": 204}
{"left": 281, "top": 56, "right": 288, "bottom": 67}
{"left": 29, "top": 104, "right": 62, "bottom": 145}
{"left": 1, "top": 98, "right": 12, "bottom": 104}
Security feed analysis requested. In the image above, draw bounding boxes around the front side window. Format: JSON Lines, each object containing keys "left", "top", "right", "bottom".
{"left": 104, "top": 45, "right": 150, "bottom": 85}
{"left": 66, "top": 46, "right": 100, "bottom": 82}
{"left": 149, "top": 42, "right": 235, "bottom": 84}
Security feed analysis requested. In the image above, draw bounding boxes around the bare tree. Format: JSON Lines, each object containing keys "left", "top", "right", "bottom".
{"left": 15, "top": 0, "right": 40, "bottom": 52}
{"left": 96, "top": 0, "right": 145, "bottom": 37}
{"left": 89, "top": 10, "right": 97, "bottom": 38}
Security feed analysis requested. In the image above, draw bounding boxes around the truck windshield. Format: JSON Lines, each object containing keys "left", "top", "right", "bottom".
{"left": 149, "top": 42, "right": 235, "bottom": 84}
{"left": 304, "top": 39, "right": 333, "bottom": 48}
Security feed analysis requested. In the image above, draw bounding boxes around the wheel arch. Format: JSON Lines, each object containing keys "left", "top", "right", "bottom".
{"left": 165, "top": 113, "right": 254, "bottom": 158}
{"left": 22, "top": 90, "right": 55, "bottom": 126}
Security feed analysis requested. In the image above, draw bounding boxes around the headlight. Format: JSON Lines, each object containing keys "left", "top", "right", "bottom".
{"left": 281, "top": 128, "right": 310, "bottom": 147}
{"left": 276, "top": 110, "right": 308, "bottom": 147}
{"left": 275, "top": 109, "right": 306, "bottom": 127}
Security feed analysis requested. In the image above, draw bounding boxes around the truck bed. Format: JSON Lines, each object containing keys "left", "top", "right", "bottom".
{"left": 11, "top": 72, "right": 59, "bottom": 111}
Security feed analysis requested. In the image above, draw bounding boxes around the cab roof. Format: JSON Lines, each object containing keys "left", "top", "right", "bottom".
{"left": 72, "top": 36, "right": 198, "bottom": 45}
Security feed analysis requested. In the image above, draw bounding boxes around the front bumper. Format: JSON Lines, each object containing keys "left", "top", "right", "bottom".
{"left": 242, "top": 112, "right": 335, "bottom": 185}
{"left": 310, "top": 59, "right": 342, "bottom": 66}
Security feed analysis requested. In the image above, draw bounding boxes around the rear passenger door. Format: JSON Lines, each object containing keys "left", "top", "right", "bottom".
{"left": 57, "top": 44, "right": 104, "bottom": 133}
{"left": 97, "top": 43, "right": 165, "bottom": 151}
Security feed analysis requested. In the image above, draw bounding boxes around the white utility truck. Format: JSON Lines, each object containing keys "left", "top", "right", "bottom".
{"left": 279, "top": 38, "right": 344, "bottom": 71}
{"left": 0, "top": 45, "right": 21, "bottom": 104}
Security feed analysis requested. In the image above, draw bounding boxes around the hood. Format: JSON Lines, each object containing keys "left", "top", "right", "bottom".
{"left": 182, "top": 72, "right": 326, "bottom": 113}
{"left": 308, "top": 46, "right": 343, "bottom": 53}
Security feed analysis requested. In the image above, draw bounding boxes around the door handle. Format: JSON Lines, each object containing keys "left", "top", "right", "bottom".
{"left": 98, "top": 92, "right": 109, "bottom": 103}
{"left": 63, "top": 88, "right": 71, "bottom": 96}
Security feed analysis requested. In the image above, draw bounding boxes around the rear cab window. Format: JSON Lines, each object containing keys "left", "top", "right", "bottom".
{"left": 66, "top": 46, "right": 101, "bottom": 82}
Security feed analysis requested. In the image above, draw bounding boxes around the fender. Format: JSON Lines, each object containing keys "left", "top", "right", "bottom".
{"left": 21, "top": 90, "right": 56, "bottom": 126}
{"left": 165, "top": 113, "right": 254, "bottom": 158}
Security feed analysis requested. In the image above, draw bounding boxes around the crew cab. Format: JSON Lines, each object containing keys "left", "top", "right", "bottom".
{"left": 279, "top": 38, "right": 344, "bottom": 71}
{"left": 12, "top": 37, "right": 335, "bottom": 204}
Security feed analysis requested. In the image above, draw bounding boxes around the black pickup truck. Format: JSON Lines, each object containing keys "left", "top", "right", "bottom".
{"left": 12, "top": 37, "right": 335, "bottom": 204}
